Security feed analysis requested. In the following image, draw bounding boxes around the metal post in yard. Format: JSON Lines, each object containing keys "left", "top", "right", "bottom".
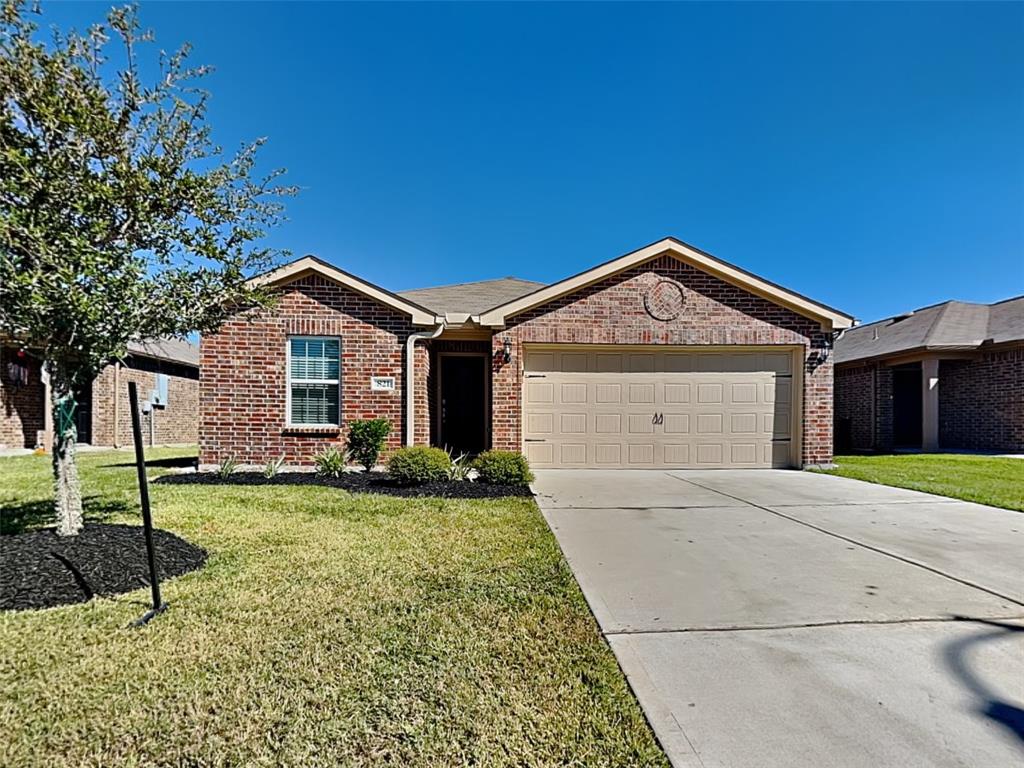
{"left": 129, "top": 381, "right": 167, "bottom": 626}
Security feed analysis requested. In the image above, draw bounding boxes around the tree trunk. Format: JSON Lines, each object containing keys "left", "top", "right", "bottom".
{"left": 51, "top": 376, "right": 84, "bottom": 537}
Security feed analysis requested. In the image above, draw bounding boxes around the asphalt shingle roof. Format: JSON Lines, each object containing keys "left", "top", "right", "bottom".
{"left": 398, "top": 277, "right": 545, "bottom": 316}
{"left": 834, "top": 296, "right": 1024, "bottom": 364}
{"left": 127, "top": 338, "right": 199, "bottom": 367}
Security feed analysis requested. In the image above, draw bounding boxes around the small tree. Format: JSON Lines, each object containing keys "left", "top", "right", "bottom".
{"left": 347, "top": 418, "right": 392, "bottom": 471}
{"left": 0, "top": 2, "right": 295, "bottom": 535}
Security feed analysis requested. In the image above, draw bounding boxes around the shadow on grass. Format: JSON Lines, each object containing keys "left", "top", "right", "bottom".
{"left": 0, "top": 496, "right": 133, "bottom": 535}
{"left": 101, "top": 455, "right": 198, "bottom": 470}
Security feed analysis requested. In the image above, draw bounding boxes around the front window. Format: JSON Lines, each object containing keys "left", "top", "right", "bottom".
{"left": 288, "top": 337, "right": 340, "bottom": 426}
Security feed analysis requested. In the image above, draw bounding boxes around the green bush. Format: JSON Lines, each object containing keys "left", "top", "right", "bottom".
{"left": 388, "top": 446, "right": 451, "bottom": 485}
{"left": 474, "top": 450, "right": 534, "bottom": 485}
{"left": 313, "top": 445, "right": 348, "bottom": 478}
{"left": 347, "top": 418, "right": 392, "bottom": 471}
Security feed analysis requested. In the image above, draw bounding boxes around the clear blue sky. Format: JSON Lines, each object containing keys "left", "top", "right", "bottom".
{"left": 44, "top": 1, "right": 1024, "bottom": 322}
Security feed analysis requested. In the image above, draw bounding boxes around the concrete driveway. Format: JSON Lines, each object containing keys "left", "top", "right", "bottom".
{"left": 533, "top": 469, "right": 1024, "bottom": 768}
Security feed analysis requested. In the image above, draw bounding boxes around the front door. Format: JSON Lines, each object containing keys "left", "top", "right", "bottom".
{"left": 892, "top": 365, "right": 922, "bottom": 448}
{"left": 74, "top": 381, "right": 92, "bottom": 445}
{"left": 439, "top": 355, "right": 487, "bottom": 456}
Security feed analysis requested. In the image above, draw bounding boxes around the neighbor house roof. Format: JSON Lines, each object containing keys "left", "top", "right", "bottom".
{"left": 398, "top": 277, "right": 545, "bottom": 316}
{"left": 127, "top": 338, "right": 199, "bottom": 367}
{"left": 477, "top": 237, "right": 855, "bottom": 330}
{"left": 834, "top": 296, "right": 1024, "bottom": 365}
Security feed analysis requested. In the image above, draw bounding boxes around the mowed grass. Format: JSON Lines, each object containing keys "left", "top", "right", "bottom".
{"left": 827, "top": 453, "right": 1024, "bottom": 511}
{"left": 0, "top": 449, "right": 667, "bottom": 767}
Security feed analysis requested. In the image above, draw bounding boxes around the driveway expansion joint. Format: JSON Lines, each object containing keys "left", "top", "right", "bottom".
{"left": 603, "top": 614, "right": 1024, "bottom": 636}
{"left": 667, "top": 472, "right": 1024, "bottom": 609}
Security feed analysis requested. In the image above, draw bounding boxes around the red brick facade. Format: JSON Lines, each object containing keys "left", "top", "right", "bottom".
{"left": 834, "top": 345, "right": 1023, "bottom": 454}
{"left": 938, "top": 347, "right": 1024, "bottom": 451}
{"left": 1, "top": 346, "right": 198, "bottom": 450}
{"left": 489, "top": 254, "right": 835, "bottom": 466}
{"left": 1, "top": 346, "right": 45, "bottom": 449}
{"left": 199, "top": 275, "right": 422, "bottom": 466}
{"left": 200, "top": 255, "right": 841, "bottom": 468}
{"left": 90, "top": 361, "right": 199, "bottom": 447}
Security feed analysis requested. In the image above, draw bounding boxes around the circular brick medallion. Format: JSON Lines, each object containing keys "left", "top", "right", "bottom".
{"left": 644, "top": 280, "right": 686, "bottom": 321}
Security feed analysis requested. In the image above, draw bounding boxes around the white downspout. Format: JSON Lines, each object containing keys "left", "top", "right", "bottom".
{"left": 404, "top": 322, "right": 445, "bottom": 446}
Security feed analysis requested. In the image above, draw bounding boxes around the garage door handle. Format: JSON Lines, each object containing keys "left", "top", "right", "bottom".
{"left": 524, "top": 438, "right": 545, "bottom": 442}
{"left": 652, "top": 412, "right": 664, "bottom": 425}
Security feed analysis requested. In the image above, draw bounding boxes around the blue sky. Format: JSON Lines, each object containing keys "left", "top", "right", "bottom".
{"left": 44, "top": 1, "right": 1023, "bottom": 322}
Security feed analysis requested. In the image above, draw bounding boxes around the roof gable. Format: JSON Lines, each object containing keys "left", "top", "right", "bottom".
{"left": 251, "top": 256, "right": 438, "bottom": 326}
{"left": 477, "top": 237, "right": 854, "bottom": 330}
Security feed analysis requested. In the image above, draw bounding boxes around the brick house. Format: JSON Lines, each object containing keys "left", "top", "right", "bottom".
{"left": 834, "top": 296, "right": 1024, "bottom": 454}
{"left": 1, "top": 338, "right": 199, "bottom": 450}
{"left": 200, "top": 237, "right": 853, "bottom": 469}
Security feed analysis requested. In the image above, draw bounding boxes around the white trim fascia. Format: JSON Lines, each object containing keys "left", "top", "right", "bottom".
{"left": 252, "top": 256, "right": 438, "bottom": 326}
{"left": 478, "top": 238, "right": 854, "bottom": 330}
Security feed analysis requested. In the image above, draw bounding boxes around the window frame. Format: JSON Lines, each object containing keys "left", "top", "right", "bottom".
{"left": 285, "top": 335, "right": 342, "bottom": 428}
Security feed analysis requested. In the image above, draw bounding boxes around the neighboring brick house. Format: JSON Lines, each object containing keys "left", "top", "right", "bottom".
{"left": 834, "top": 296, "right": 1024, "bottom": 454}
{"left": 200, "top": 237, "right": 852, "bottom": 469}
{"left": 1, "top": 338, "right": 199, "bottom": 450}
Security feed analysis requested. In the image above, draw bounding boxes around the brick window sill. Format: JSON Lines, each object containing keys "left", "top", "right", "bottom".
{"left": 282, "top": 425, "right": 342, "bottom": 436}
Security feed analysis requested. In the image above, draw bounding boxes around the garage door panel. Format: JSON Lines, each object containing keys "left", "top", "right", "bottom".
{"left": 527, "top": 412, "right": 553, "bottom": 434}
{"left": 664, "top": 383, "right": 691, "bottom": 403}
{"left": 560, "top": 444, "right": 587, "bottom": 465}
{"left": 697, "top": 413, "right": 723, "bottom": 434}
{"left": 628, "top": 444, "right": 655, "bottom": 465}
{"left": 730, "top": 412, "right": 758, "bottom": 434}
{"left": 525, "top": 442, "right": 554, "bottom": 465}
{"left": 526, "top": 381, "right": 553, "bottom": 404}
{"left": 731, "top": 443, "right": 758, "bottom": 464}
{"left": 560, "top": 413, "right": 587, "bottom": 434}
{"left": 522, "top": 347, "right": 799, "bottom": 469}
{"left": 628, "top": 414, "right": 655, "bottom": 434}
{"left": 596, "top": 383, "right": 621, "bottom": 403}
{"left": 664, "top": 413, "right": 690, "bottom": 434}
{"left": 629, "top": 383, "right": 655, "bottom": 404}
{"left": 560, "top": 383, "right": 587, "bottom": 404}
{"left": 697, "top": 383, "right": 723, "bottom": 403}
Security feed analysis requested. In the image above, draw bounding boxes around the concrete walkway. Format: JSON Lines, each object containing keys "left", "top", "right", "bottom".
{"left": 533, "top": 469, "right": 1024, "bottom": 768}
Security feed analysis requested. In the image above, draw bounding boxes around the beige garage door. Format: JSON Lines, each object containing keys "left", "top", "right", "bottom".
{"left": 522, "top": 346, "right": 798, "bottom": 469}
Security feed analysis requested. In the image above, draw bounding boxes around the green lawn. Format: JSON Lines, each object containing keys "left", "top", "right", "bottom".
{"left": 826, "top": 453, "right": 1024, "bottom": 512}
{"left": 0, "top": 448, "right": 666, "bottom": 767}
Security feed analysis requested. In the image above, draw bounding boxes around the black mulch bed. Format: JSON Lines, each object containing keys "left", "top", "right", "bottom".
{"left": 156, "top": 471, "right": 534, "bottom": 499}
{"left": 1, "top": 523, "right": 207, "bottom": 611}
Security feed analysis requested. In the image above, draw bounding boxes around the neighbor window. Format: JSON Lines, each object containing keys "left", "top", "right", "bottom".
{"left": 288, "top": 337, "right": 341, "bottom": 426}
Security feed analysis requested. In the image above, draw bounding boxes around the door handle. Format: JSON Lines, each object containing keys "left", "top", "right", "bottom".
{"left": 652, "top": 412, "right": 664, "bottom": 425}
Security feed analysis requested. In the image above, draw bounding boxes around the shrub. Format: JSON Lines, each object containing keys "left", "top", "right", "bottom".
{"left": 446, "top": 450, "right": 472, "bottom": 481}
{"left": 474, "top": 450, "right": 534, "bottom": 485}
{"left": 347, "top": 418, "right": 392, "bottom": 471}
{"left": 388, "top": 446, "right": 451, "bottom": 485}
{"left": 263, "top": 455, "right": 285, "bottom": 479}
{"left": 313, "top": 446, "right": 348, "bottom": 478}
{"left": 217, "top": 456, "right": 238, "bottom": 479}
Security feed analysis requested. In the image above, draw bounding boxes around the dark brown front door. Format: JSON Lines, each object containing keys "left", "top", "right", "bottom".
{"left": 74, "top": 381, "right": 92, "bottom": 445}
{"left": 892, "top": 365, "right": 922, "bottom": 448}
{"left": 439, "top": 355, "right": 487, "bottom": 456}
